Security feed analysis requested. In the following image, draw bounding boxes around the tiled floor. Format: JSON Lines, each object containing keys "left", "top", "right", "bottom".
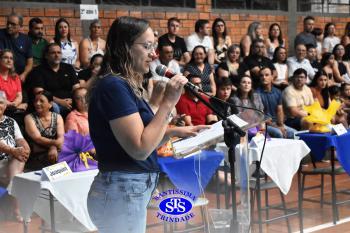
{"left": 1, "top": 168, "right": 350, "bottom": 233}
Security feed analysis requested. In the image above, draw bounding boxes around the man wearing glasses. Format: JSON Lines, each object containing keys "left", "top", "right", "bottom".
{"left": 150, "top": 43, "right": 181, "bottom": 83}
{"left": 0, "top": 13, "right": 33, "bottom": 82}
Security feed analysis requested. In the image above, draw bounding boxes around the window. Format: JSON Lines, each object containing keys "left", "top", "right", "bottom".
{"left": 212, "top": 0, "right": 288, "bottom": 11}
{"left": 298, "top": 0, "right": 350, "bottom": 14}
{"left": 96, "top": 0, "right": 195, "bottom": 7}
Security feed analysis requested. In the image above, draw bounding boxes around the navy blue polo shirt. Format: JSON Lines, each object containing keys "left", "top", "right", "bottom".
{"left": 88, "top": 74, "right": 160, "bottom": 173}
{"left": 0, "top": 29, "right": 32, "bottom": 74}
{"left": 256, "top": 86, "right": 282, "bottom": 122}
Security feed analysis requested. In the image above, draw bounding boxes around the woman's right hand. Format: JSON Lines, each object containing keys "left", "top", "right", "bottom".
{"left": 162, "top": 74, "right": 188, "bottom": 106}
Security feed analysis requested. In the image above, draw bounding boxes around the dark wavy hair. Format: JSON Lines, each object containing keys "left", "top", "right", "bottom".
{"left": 309, "top": 70, "right": 330, "bottom": 108}
{"left": 189, "top": 45, "right": 208, "bottom": 64}
{"left": 91, "top": 16, "right": 150, "bottom": 98}
{"left": 36, "top": 90, "right": 54, "bottom": 103}
{"left": 272, "top": 46, "right": 287, "bottom": 63}
{"left": 212, "top": 18, "right": 227, "bottom": 50}
{"left": 321, "top": 52, "right": 333, "bottom": 67}
{"left": 324, "top": 22, "right": 336, "bottom": 38}
{"left": 268, "top": 23, "right": 283, "bottom": 46}
{"left": 54, "top": 18, "right": 71, "bottom": 44}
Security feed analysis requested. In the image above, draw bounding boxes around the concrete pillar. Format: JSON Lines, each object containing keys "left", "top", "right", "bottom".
{"left": 288, "top": 0, "right": 298, "bottom": 55}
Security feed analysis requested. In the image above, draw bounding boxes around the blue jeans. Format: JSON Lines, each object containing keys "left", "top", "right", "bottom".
{"left": 267, "top": 125, "right": 297, "bottom": 139}
{"left": 87, "top": 171, "right": 158, "bottom": 233}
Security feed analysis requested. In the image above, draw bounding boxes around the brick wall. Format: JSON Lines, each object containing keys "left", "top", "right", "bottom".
{"left": 0, "top": 0, "right": 350, "bottom": 52}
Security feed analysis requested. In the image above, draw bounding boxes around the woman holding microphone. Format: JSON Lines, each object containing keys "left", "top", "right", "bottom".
{"left": 87, "top": 16, "right": 203, "bottom": 233}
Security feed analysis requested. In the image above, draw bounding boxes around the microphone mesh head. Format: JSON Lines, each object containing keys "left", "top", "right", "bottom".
{"left": 155, "top": 65, "right": 167, "bottom": 76}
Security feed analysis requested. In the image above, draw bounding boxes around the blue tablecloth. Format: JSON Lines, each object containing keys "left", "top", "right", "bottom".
{"left": 157, "top": 150, "right": 224, "bottom": 198}
{"left": 298, "top": 131, "right": 350, "bottom": 175}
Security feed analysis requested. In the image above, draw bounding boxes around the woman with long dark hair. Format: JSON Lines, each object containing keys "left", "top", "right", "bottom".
{"left": 266, "top": 23, "right": 285, "bottom": 59}
{"left": 52, "top": 18, "right": 80, "bottom": 69}
{"left": 332, "top": 43, "right": 350, "bottom": 83}
{"left": 231, "top": 75, "right": 264, "bottom": 113}
{"left": 211, "top": 18, "right": 232, "bottom": 64}
{"left": 309, "top": 71, "right": 330, "bottom": 108}
{"left": 86, "top": 17, "right": 202, "bottom": 233}
{"left": 272, "top": 46, "right": 289, "bottom": 89}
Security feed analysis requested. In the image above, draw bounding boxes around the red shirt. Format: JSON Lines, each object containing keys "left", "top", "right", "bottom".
{"left": 0, "top": 74, "right": 22, "bottom": 102}
{"left": 175, "top": 93, "right": 213, "bottom": 125}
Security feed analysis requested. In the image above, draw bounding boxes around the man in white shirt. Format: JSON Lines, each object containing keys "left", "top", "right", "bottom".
{"left": 150, "top": 43, "right": 180, "bottom": 83}
{"left": 186, "top": 19, "right": 214, "bottom": 66}
{"left": 287, "top": 43, "right": 315, "bottom": 83}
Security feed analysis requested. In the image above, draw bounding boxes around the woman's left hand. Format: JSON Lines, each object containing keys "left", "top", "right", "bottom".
{"left": 172, "top": 125, "right": 211, "bottom": 138}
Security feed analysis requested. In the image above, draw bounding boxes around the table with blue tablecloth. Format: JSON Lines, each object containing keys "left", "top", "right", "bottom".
{"left": 297, "top": 130, "right": 350, "bottom": 175}
{"left": 157, "top": 150, "right": 224, "bottom": 198}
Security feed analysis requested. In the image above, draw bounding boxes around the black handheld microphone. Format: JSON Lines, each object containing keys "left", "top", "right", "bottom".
{"left": 155, "top": 64, "right": 203, "bottom": 93}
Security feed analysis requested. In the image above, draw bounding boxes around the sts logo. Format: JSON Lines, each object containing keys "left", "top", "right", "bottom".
{"left": 152, "top": 189, "right": 196, "bottom": 222}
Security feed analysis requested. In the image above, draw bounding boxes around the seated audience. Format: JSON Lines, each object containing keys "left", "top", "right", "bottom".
{"left": 242, "top": 39, "right": 276, "bottom": 88}
{"left": 0, "top": 13, "right": 33, "bottom": 82}
{"left": 321, "top": 52, "right": 336, "bottom": 85}
{"left": 24, "top": 91, "right": 64, "bottom": 170}
{"left": 322, "top": 23, "right": 340, "bottom": 53}
{"left": 312, "top": 27, "right": 323, "bottom": 60}
{"left": 52, "top": 18, "right": 80, "bottom": 69}
{"left": 175, "top": 75, "right": 217, "bottom": 125}
{"left": 79, "top": 20, "right": 105, "bottom": 69}
{"left": 150, "top": 42, "right": 180, "bottom": 84}
{"left": 158, "top": 17, "right": 190, "bottom": 67}
{"left": 330, "top": 85, "right": 349, "bottom": 125}
{"left": 341, "top": 83, "right": 350, "bottom": 122}
{"left": 65, "top": 87, "right": 89, "bottom": 135}
{"left": 332, "top": 44, "right": 350, "bottom": 83}
{"left": 287, "top": 43, "right": 315, "bottom": 83}
{"left": 27, "top": 43, "right": 80, "bottom": 117}
{"left": 306, "top": 44, "right": 321, "bottom": 73}
{"left": 28, "top": 17, "right": 48, "bottom": 67}
{"left": 310, "top": 71, "right": 348, "bottom": 127}
{"left": 341, "top": 22, "right": 350, "bottom": 47}
{"left": 0, "top": 49, "right": 26, "bottom": 112}
{"left": 240, "top": 21, "right": 264, "bottom": 57}
{"left": 186, "top": 19, "right": 214, "bottom": 65}
{"left": 265, "top": 23, "right": 285, "bottom": 59}
{"left": 231, "top": 75, "right": 264, "bottom": 113}
{"left": 272, "top": 46, "right": 289, "bottom": 89}
{"left": 294, "top": 16, "right": 317, "bottom": 48}
{"left": 78, "top": 53, "right": 103, "bottom": 88}
{"left": 211, "top": 18, "right": 232, "bottom": 64}
{"left": 184, "top": 45, "right": 216, "bottom": 96}
{"left": 257, "top": 67, "right": 296, "bottom": 138}
{"left": 0, "top": 91, "right": 30, "bottom": 222}
{"left": 283, "top": 68, "right": 314, "bottom": 130}
{"left": 209, "top": 78, "right": 238, "bottom": 120}
{"left": 216, "top": 44, "right": 248, "bottom": 90}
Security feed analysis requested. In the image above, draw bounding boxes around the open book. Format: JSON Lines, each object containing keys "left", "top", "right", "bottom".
{"left": 172, "top": 114, "right": 248, "bottom": 158}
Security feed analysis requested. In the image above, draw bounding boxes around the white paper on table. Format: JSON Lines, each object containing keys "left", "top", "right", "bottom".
{"left": 173, "top": 114, "right": 248, "bottom": 156}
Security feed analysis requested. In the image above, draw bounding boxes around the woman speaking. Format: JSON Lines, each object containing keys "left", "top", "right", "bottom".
{"left": 87, "top": 16, "right": 195, "bottom": 233}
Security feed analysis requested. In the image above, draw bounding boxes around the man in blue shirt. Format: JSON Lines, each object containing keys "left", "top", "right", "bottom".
{"left": 256, "top": 67, "right": 296, "bottom": 138}
{"left": 0, "top": 13, "right": 33, "bottom": 82}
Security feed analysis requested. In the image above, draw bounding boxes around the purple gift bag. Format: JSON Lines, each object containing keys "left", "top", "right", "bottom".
{"left": 58, "top": 130, "right": 97, "bottom": 172}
